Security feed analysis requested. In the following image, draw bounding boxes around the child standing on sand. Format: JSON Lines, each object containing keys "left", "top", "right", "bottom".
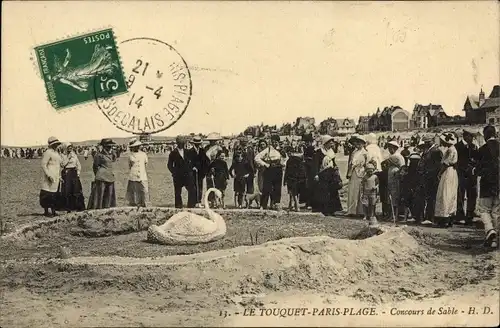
{"left": 361, "top": 163, "right": 379, "bottom": 226}
{"left": 283, "top": 146, "right": 306, "bottom": 211}
{"left": 229, "top": 151, "right": 252, "bottom": 208}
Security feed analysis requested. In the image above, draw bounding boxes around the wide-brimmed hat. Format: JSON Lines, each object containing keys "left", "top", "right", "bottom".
{"left": 349, "top": 134, "right": 365, "bottom": 144}
{"left": 321, "top": 135, "right": 335, "bottom": 145}
{"left": 386, "top": 140, "right": 400, "bottom": 149}
{"left": 365, "top": 163, "right": 376, "bottom": 170}
{"left": 48, "top": 136, "right": 61, "bottom": 147}
{"left": 129, "top": 140, "right": 142, "bottom": 148}
{"left": 206, "top": 132, "right": 222, "bottom": 141}
{"left": 191, "top": 136, "right": 203, "bottom": 144}
{"left": 99, "top": 138, "right": 116, "bottom": 146}
{"left": 440, "top": 132, "right": 457, "bottom": 145}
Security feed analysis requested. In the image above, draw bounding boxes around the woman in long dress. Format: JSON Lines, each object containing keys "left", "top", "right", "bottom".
{"left": 87, "top": 138, "right": 117, "bottom": 209}
{"left": 61, "top": 143, "right": 85, "bottom": 212}
{"left": 382, "top": 141, "right": 405, "bottom": 221}
{"left": 346, "top": 135, "right": 368, "bottom": 217}
{"left": 311, "top": 135, "right": 343, "bottom": 215}
{"left": 434, "top": 132, "right": 459, "bottom": 227}
{"left": 126, "top": 140, "right": 149, "bottom": 207}
{"left": 40, "top": 136, "right": 63, "bottom": 217}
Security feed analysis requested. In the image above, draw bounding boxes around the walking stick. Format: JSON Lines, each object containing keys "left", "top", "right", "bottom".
{"left": 195, "top": 170, "right": 199, "bottom": 207}
{"left": 388, "top": 194, "right": 396, "bottom": 226}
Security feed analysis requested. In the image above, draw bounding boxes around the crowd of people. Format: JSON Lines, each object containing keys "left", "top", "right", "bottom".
{"left": 36, "top": 124, "right": 499, "bottom": 249}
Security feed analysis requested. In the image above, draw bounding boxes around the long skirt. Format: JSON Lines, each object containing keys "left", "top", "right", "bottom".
{"left": 39, "top": 190, "right": 58, "bottom": 209}
{"left": 347, "top": 173, "right": 364, "bottom": 215}
{"left": 87, "top": 180, "right": 116, "bottom": 209}
{"left": 126, "top": 180, "right": 148, "bottom": 207}
{"left": 434, "top": 167, "right": 458, "bottom": 218}
{"left": 61, "top": 168, "right": 86, "bottom": 211}
{"left": 311, "top": 168, "right": 343, "bottom": 215}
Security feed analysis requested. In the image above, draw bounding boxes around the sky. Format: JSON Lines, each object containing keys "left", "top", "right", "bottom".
{"left": 2, "top": 1, "right": 499, "bottom": 146}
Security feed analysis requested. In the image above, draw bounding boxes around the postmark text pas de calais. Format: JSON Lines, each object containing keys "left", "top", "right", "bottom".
{"left": 95, "top": 38, "right": 192, "bottom": 135}
{"left": 35, "top": 29, "right": 127, "bottom": 110}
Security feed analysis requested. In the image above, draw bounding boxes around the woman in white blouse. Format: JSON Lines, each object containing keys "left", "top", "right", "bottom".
{"left": 126, "top": 139, "right": 149, "bottom": 207}
{"left": 40, "top": 136, "right": 63, "bottom": 217}
{"left": 346, "top": 134, "right": 368, "bottom": 216}
{"left": 61, "top": 143, "right": 85, "bottom": 212}
{"left": 434, "top": 132, "right": 459, "bottom": 227}
{"left": 254, "top": 134, "right": 283, "bottom": 210}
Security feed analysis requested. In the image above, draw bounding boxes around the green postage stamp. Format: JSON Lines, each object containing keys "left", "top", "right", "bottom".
{"left": 35, "top": 28, "right": 127, "bottom": 110}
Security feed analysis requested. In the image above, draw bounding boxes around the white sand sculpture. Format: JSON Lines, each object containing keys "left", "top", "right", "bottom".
{"left": 147, "top": 188, "right": 226, "bottom": 245}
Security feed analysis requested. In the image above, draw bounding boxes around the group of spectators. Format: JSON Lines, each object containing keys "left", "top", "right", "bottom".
{"left": 343, "top": 125, "right": 498, "bottom": 249}
{"left": 36, "top": 124, "right": 499, "bottom": 249}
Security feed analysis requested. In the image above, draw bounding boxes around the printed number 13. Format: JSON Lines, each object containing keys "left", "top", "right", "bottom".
{"left": 132, "top": 59, "right": 149, "bottom": 76}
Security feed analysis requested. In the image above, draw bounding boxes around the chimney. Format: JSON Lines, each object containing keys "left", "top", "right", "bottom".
{"left": 479, "top": 87, "right": 485, "bottom": 106}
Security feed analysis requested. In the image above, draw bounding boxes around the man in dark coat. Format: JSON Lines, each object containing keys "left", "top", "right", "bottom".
{"left": 414, "top": 135, "right": 443, "bottom": 224}
{"left": 190, "top": 136, "right": 209, "bottom": 206}
{"left": 475, "top": 125, "right": 499, "bottom": 249}
{"left": 300, "top": 133, "right": 315, "bottom": 209}
{"left": 167, "top": 136, "right": 197, "bottom": 208}
{"left": 455, "top": 128, "right": 479, "bottom": 224}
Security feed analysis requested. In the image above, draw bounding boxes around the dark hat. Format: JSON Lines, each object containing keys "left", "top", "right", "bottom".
{"left": 191, "top": 136, "right": 203, "bottom": 144}
{"left": 483, "top": 125, "right": 497, "bottom": 139}
{"left": 270, "top": 134, "right": 280, "bottom": 142}
{"left": 99, "top": 138, "right": 116, "bottom": 146}
{"left": 302, "top": 133, "right": 313, "bottom": 142}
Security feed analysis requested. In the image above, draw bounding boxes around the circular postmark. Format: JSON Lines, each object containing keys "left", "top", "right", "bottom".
{"left": 95, "top": 37, "right": 192, "bottom": 134}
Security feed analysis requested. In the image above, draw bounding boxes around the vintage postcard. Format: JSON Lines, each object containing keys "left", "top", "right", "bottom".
{"left": 1, "top": 1, "right": 499, "bottom": 327}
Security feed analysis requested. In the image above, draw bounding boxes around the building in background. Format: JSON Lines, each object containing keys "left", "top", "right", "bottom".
{"left": 411, "top": 103, "right": 448, "bottom": 128}
{"left": 334, "top": 118, "right": 356, "bottom": 135}
{"left": 293, "top": 117, "right": 316, "bottom": 134}
{"left": 356, "top": 116, "right": 370, "bottom": 133}
{"left": 464, "top": 85, "right": 500, "bottom": 124}
{"left": 366, "top": 106, "right": 410, "bottom": 132}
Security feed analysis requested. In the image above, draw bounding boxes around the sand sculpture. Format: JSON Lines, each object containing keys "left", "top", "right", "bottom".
{"left": 147, "top": 188, "right": 227, "bottom": 245}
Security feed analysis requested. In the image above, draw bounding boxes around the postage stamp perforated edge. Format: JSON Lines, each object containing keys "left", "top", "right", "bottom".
{"left": 31, "top": 26, "right": 128, "bottom": 114}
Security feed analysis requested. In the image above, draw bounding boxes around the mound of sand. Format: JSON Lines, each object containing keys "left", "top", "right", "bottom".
{"left": 33, "top": 227, "right": 425, "bottom": 296}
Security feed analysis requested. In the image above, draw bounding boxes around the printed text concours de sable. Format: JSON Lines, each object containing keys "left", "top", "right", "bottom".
{"left": 220, "top": 306, "right": 494, "bottom": 318}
